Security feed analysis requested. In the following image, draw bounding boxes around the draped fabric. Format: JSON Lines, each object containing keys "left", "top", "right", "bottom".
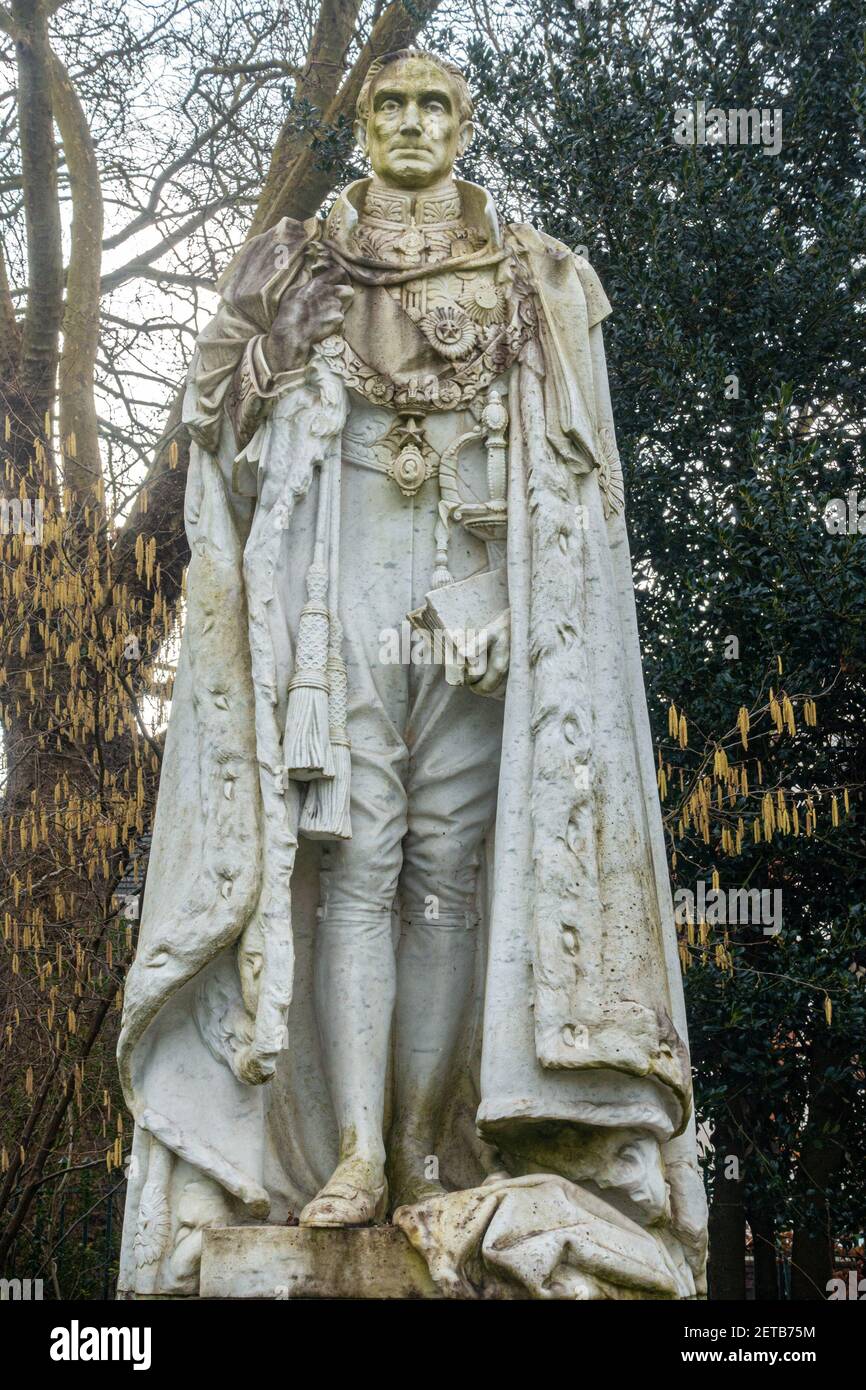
{"left": 117, "top": 185, "right": 703, "bottom": 1297}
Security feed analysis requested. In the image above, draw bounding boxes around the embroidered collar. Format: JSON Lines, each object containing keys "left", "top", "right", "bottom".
{"left": 326, "top": 177, "right": 502, "bottom": 250}
{"left": 361, "top": 182, "right": 462, "bottom": 227}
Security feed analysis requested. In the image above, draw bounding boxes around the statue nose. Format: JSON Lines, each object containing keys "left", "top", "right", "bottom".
{"left": 400, "top": 104, "right": 422, "bottom": 134}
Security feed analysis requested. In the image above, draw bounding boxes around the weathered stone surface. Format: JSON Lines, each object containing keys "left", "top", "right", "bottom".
{"left": 199, "top": 1225, "right": 440, "bottom": 1300}
{"left": 117, "top": 47, "right": 708, "bottom": 1302}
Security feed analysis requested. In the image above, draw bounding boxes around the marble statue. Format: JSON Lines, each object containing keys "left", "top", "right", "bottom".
{"left": 117, "top": 49, "right": 708, "bottom": 1299}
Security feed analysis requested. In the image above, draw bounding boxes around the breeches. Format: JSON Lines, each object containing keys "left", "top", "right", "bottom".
{"left": 282, "top": 397, "right": 508, "bottom": 940}
{"left": 317, "top": 658, "right": 504, "bottom": 937}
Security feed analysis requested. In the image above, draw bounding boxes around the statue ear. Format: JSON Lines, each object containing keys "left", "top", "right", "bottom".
{"left": 457, "top": 120, "right": 474, "bottom": 158}
{"left": 354, "top": 119, "right": 368, "bottom": 156}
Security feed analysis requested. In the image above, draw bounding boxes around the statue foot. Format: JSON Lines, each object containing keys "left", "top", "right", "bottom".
{"left": 387, "top": 1137, "right": 448, "bottom": 1211}
{"left": 299, "top": 1156, "right": 387, "bottom": 1228}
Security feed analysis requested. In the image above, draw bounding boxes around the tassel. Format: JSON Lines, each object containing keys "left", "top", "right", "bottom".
{"left": 430, "top": 501, "right": 452, "bottom": 590}
{"left": 301, "top": 444, "right": 351, "bottom": 839}
{"left": 300, "top": 625, "right": 351, "bottom": 840}
{"left": 284, "top": 462, "right": 334, "bottom": 781}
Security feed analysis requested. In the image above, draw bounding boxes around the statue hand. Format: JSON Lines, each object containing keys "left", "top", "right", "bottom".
{"left": 235, "top": 1045, "right": 273, "bottom": 1086}
{"left": 238, "top": 918, "right": 263, "bottom": 1017}
{"left": 466, "top": 608, "right": 510, "bottom": 697}
{"left": 234, "top": 920, "right": 282, "bottom": 1086}
{"left": 264, "top": 264, "right": 353, "bottom": 374}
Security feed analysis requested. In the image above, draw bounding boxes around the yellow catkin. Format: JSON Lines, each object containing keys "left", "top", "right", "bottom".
{"left": 678, "top": 713, "right": 688, "bottom": 749}
{"left": 737, "top": 706, "right": 750, "bottom": 749}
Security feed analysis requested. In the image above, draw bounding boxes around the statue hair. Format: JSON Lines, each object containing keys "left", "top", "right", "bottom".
{"left": 355, "top": 48, "right": 474, "bottom": 124}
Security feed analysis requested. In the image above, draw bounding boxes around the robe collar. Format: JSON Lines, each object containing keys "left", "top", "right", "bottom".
{"left": 325, "top": 176, "right": 502, "bottom": 251}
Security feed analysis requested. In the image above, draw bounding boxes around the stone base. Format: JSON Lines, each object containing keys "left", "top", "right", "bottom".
{"left": 200, "top": 1225, "right": 441, "bottom": 1300}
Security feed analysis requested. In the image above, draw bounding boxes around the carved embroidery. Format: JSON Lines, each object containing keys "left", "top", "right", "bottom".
{"left": 133, "top": 1180, "right": 171, "bottom": 1267}
{"left": 349, "top": 220, "right": 460, "bottom": 267}
{"left": 348, "top": 185, "right": 485, "bottom": 268}
{"left": 363, "top": 186, "right": 463, "bottom": 226}
{"left": 418, "top": 304, "right": 478, "bottom": 360}
{"left": 598, "top": 424, "right": 625, "bottom": 517}
{"left": 363, "top": 188, "right": 413, "bottom": 223}
{"left": 371, "top": 415, "right": 438, "bottom": 497}
{"left": 419, "top": 190, "right": 461, "bottom": 224}
{"left": 314, "top": 299, "right": 533, "bottom": 415}
{"left": 458, "top": 277, "right": 507, "bottom": 327}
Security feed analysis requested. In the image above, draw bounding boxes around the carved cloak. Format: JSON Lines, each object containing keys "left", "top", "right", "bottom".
{"left": 117, "top": 182, "right": 703, "bottom": 1296}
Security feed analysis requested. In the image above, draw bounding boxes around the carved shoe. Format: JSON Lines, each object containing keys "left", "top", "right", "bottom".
{"left": 299, "top": 1157, "right": 387, "bottom": 1228}
{"left": 387, "top": 1137, "right": 448, "bottom": 1212}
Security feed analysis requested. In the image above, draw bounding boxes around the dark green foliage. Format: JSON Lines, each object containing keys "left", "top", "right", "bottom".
{"left": 460, "top": 0, "right": 866, "bottom": 1291}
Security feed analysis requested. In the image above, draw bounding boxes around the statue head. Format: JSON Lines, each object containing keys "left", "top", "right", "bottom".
{"left": 354, "top": 48, "right": 474, "bottom": 190}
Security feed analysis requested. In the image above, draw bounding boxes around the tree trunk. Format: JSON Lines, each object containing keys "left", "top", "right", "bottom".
{"left": 8, "top": 0, "right": 63, "bottom": 492}
{"left": 708, "top": 1115, "right": 747, "bottom": 1300}
{"left": 790, "top": 1040, "right": 843, "bottom": 1300}
{"left": 749, "top": 1210, "right": 779, "bottom": 1301}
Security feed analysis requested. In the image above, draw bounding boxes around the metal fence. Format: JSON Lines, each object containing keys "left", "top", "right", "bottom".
{"left": 2, "top": 1166, "right": 125, "bottom": 1301}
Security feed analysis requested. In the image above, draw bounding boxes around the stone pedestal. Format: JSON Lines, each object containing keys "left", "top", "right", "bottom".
{"left": 199, "top": 1225, "right": 441, "bottom": 1300}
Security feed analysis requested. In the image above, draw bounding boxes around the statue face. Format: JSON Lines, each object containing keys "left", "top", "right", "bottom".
{"left": 357, "top": 57, "right": 472, "bottom": 189}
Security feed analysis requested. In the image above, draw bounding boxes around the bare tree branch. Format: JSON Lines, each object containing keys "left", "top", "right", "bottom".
{"left": 10, "top": 0, "right": 63, "bottom": 479}
{"left": 261, "top": 0, "right": 445, "bottom": 228}
{"left": 50, "top": 47, "right": 103, "bottom": 505}
{"left": 99, "top": 196, "right": 243, "bottom": 293}
{"left": 251, "top": 0, "right": 365, "bottom": 234}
